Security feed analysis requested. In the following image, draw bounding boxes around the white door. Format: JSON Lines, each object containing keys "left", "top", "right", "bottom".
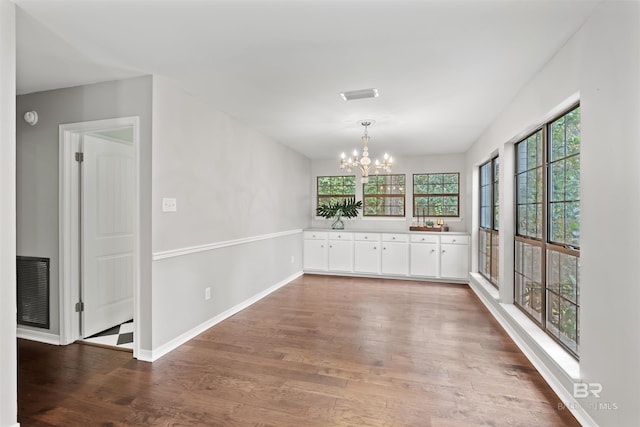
{"left": 410, "top": 243, "right": 439, "bottom": 277}
{"left": 303, "top": 239, "right": 327, "bottom": 271}
{"left": 328, "top": 240, "right": 353, "bottom": 272}
{"left": 440, "top": 243, "right": 470, "bottom": 279}
{"left": 81, "top": 134, "right": 134, "bottom": 338}
{"left": 354, "top": 241, "right": 380, "bottom": 274}
{"left": 381, "top": 242, "right": 409, "bottom": 276}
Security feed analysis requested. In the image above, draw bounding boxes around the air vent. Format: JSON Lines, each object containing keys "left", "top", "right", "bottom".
{"left": 340, "top": 88, "right": 379, "bottom": 101}
{"left": 17, "top": 256, "right": 50, "bottom": 329}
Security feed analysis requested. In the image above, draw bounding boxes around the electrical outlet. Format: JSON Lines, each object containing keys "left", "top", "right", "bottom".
{"left": 205, "top": 287, "right": 211, "bottom": 300}
{"left": 162, "top": 198, "right": 177, "bottom": 212}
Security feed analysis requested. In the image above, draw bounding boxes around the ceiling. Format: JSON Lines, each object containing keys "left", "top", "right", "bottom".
{"left": 14, "top": 0, "right": 600, "bottom": 159}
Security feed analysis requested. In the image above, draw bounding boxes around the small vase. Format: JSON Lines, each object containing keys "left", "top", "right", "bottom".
{"left": 331, "top": 214, "right": 344, "bottom": 230}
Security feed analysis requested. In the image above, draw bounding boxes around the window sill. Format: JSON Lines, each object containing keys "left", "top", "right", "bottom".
{"left": 469, "top": 273, "right": 580, "bottom": 380}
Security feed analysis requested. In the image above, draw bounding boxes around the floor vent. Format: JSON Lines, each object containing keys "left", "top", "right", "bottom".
{"left": 17, "top": 256, "right": 50, "bottom": 329}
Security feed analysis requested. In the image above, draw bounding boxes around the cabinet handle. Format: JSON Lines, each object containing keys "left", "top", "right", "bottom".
{"left": 373, "top": 246, "right": 377, "bottom": 250}
{"left": 442, "top": 250, "right": 446, "bottom": 253}
{"left": 338, "top": 235, "right": 341, "bottom": 238}
{"left": 421, "top": 238, "right": 425, "bottom": 241}
{"left": 365, "top": 236, "right": 368, "bottom": 239}
{"left": 383, "top": 247, "right": 387, "bottom": 250}
{"left": 329, "top": 245, "right": 333, "bottom": 248}
{"left": 312, "top": 234, "right": 316, "bottom": 238}
{"left": 392, "top": 237, "right": 396, "bottom": 240}
{"left": 430, "top": 249, "right": 435, "bottom": 253}
{"left": 453, "top": 239, "right": 457, "bottom": 242}
{"left": 321, "top": 245, "right": 324, "bottom": 248}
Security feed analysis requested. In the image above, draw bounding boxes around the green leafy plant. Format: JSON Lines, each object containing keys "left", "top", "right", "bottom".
{"left": 316, "top": 197, "right": 362, "bottom": 219}
{"left": 426, "top": 220, "right": 434, "bottom": 227}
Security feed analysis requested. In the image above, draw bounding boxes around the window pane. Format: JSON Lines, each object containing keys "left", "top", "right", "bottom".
{"left": 517, "top": 141, "right": 528, "bottom": 173}
{"left": 317, "top": 176, "right": 356, "bottom": 210}
{"left": 415, "top": 173, "right": 460, "bottom": 217}
{"left": 490, "top": 232, "right": 499, "bottom": 284}
{"left": 515, "top": 241, "right": 542, "bottom": 323}
{"left": 363, "top": 174, "right": 405, "bottom": 216}
{"left": 550, "top": 160, "right": 565, "bottom": 202}
{"left": 517, "top": 205, "right": 527, "bottom": 236}
{"left": 318, "top": 177, "right": 331, "bottom": 195}
{"left": 550, "top": 202, "right": 565, "bottom": 243}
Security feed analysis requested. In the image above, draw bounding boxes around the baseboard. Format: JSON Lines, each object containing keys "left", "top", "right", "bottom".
{"left": 141, "top": 271, "right": 303, "bottom": 362}
{"left": 468, "top": 274, "right": 598, "bottom": 427}
{"left": 17, "top": 328, "right": 61, "bottom": 345}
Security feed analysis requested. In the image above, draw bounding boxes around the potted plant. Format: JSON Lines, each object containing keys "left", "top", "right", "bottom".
{"left": 316, "top": 197, "right": 362, "bottom": 229}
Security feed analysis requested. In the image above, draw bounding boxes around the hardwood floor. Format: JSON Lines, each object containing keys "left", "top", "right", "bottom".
{"left": 18, "top": 274, "right": 580, "bottom": 426}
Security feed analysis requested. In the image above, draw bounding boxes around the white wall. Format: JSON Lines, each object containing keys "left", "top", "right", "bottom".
{"left": 465, "top": 2, "right": 640, "bottom": 426}
{"left": 0, "top": 1, "right": 17, "bottom": 425}
{"left": 150, "top": 76, "right": 310, "bottom": 352}
{"left": 16, "top": 77, "right": 153, "bottom": 348}
{"left": 311, "top": 154, "right": 467, "bottom": 232}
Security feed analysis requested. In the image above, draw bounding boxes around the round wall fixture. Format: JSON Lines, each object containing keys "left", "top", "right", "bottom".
{"left": 24, "top": 111, "right": 38, "bottom": 126}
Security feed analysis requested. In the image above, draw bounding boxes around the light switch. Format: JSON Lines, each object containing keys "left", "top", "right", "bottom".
{"left": 162, "top": 198, "right": 177, "bottom": 212}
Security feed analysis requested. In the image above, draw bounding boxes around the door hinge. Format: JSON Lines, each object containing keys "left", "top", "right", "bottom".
{"left": 75, "top": 152, "right": 84, "bottom": 162}
{"left": 75, "top": 301, "right": 84, "bottom": 312}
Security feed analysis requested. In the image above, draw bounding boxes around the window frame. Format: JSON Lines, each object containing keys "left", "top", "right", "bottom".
{"left": 316, "top": 175, "right": 356, "bottom": 211}
{"left": 412, "top": 172, "right": 460, "bottom": 218}
{"left": 478, "top": 156, "right": 499, "bottom": 287}
{"left": 362, "top": 174, "right": 406, "bottom": 217}
{"left": 513, "top": 103, "right": 580, "bottom": 359}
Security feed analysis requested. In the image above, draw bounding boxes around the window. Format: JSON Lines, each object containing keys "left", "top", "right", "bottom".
{"left": 478, "top": 157, "right": 499, "bottom": 287}
{"left": 413, "top": 173, "right": 459, "bottom": 217}
{"left": 317, "top": 176, "right": 356, "bottom": 209}
{"left": 363, "top": 174, "right": 405, "bottom": 216}
{"left": 514, "top": 105, "right": 580, "bottom": 357}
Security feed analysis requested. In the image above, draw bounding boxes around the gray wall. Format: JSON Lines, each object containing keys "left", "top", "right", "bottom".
{"left": 0, "top": 1, "right": 17, "bottom": 425}
{"left": 465, "top": 2, "right": 640, "bottom": 425}
{"left": 150, "top": 76, "right": 310, "bottom": 351}
{"left": 311, "top": 153, "right": 467, "bottom": 232}
{"left": 16, "top": 76, "right": 153, "bottom": 341}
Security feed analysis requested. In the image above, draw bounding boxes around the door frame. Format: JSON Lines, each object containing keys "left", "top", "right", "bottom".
{"left": 59, "top": 117, "right": 140, "bottom": 358}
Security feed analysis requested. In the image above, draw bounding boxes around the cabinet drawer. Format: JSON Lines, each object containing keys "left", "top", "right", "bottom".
{"left": 410, "top": 234, "right": 439, "bottom": 244}
{"left": 304, "top": 231, "right": 328, "bottom": 240}
{"left": 354, "top": 233, "right": 380, "bottom": 242}
{"left": 440, "top": 235, "right": 469, "bottom": 245}
{"left": 382, "top": 233, "right": 409, "bottom": 243}
{"left": 328, "top": 232, "right": 353, "bottom": 241}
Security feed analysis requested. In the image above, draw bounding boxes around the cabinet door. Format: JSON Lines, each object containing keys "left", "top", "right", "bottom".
{"left": 303, "top": 239, "right": 327, "bottom": 271}
{"left": 440, "top": 243, "right": 469, "bottom": 279}
{"left": 381, "top": 241, "right": 409, "bottom": 276}
{"left": 328, "top": 240, "right": 353, "bottom": 272}
{"left": 354, "top": 241, "right": 380, "bottom": 274}
{"left": 410, "top": 243, "right": 439, "bottom": 277}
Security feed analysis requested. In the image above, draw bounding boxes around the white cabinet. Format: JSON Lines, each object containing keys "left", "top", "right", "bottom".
{"left": 303, "top": 230, "right": 469, "bottom": 282}
{"left": 354, "top": 233, "right": 380, "bottom": 274}
{"left": 381, "top": 233, "right": 409, "bottom": 276}
{"left": 410, "top": 234, "right": 439, "bottom": 277}
{"left": 303, "top": 231, "right": 327, "bottom": 271}
{"left": 440, "top": 235, "right": 470, "bottom": 279}
{"left": 328, "top": 232, "right": 353, "bottom": 272}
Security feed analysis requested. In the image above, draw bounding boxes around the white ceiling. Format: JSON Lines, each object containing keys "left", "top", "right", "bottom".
{"left": 14, "top": 0, "right": 600, "bottom": 159}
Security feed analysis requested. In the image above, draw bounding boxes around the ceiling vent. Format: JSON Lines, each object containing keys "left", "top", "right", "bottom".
{"left": 340, "top": 88, "right": 379, "bottom": 101}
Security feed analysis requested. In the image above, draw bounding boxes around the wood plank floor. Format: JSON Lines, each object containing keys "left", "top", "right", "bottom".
{"left": 18, "top": 274, "right": 580, "bottom": 426}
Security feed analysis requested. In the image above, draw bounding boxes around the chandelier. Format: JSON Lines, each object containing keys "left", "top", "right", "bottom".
{"left": 339, "top": 121, "right": 393, "bottom": 183}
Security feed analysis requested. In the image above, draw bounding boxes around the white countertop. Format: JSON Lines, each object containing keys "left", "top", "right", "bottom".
{"left": 304, "top": 228, "right": 469, "bottom": 235}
